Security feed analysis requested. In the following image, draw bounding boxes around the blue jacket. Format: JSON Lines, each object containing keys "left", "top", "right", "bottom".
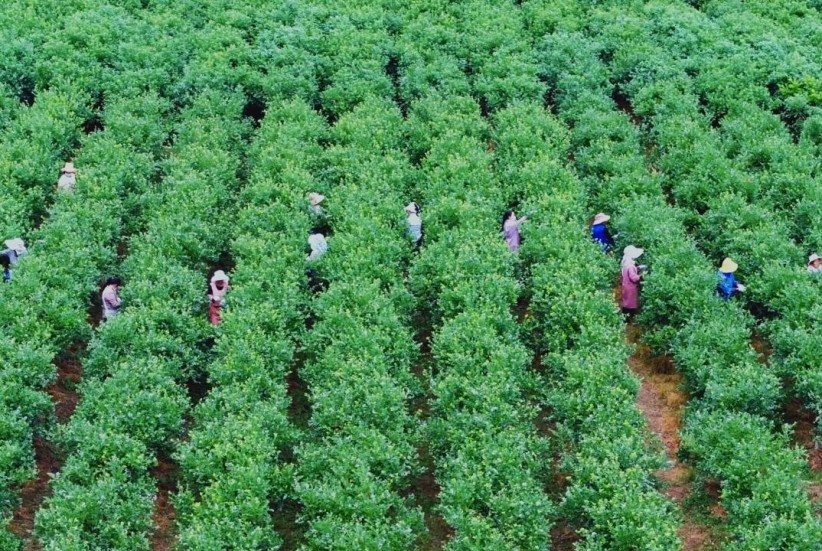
{"left": 591, "top": 223, "right": 613, "bottom": 252}
{"left": 717, "top": 271, "right": 737, "bottom": 301}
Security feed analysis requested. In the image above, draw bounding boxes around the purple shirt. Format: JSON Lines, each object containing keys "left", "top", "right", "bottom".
{"left": 503, "top": 219, "right": 523, "bottom": 252}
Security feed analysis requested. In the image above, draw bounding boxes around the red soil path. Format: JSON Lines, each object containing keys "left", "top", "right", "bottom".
{"left": 626, "top": 324, "right": 721, "bottom": 550}
{"left": 149, "top": 454, "right": 178, "bottom": 550}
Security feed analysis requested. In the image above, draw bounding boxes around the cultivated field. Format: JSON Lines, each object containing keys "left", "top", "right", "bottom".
{"left": 2, "top": 1, "right": 822, "bottom": 550}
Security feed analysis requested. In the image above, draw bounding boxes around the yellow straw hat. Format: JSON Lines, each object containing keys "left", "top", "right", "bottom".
{"left": 720, "top": 258, "right": 738, "bottom": 273}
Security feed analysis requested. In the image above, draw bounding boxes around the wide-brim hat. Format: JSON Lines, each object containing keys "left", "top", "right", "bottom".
{"left": 623, "top": 245, "right": 644, "bottom": 260}
{"left": 211, "top": 270, "right": 230, "bottom": 284}
{"left": 720, "top": 257, "right": 738, "bottom": 273}
{"left": 809, "top": 253, "right": 821, "bottom": 265}
{"left": 405, "top": 202, "right": 418, "bottom": 213}
{"left": 592, "top": 212, "right": 610, "bottom": 225}
{"left": 4, "top": 238, "right": 25, "bottom": 253}
{"left": 61, "top": 162, "right": 77, "bottom": 174}
{"left": 307, "top": 192, "right": 325, "bottom": 206}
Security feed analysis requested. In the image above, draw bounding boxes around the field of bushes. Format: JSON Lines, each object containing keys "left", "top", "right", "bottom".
{"left": 2, "top": 0, "right": 822, "bottom": 549}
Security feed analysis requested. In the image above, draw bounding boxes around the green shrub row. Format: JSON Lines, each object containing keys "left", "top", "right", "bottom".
{"left": 33, "top": 91, "right": 250, "bottom": 551}
{"left": 395, "top": 4, "right": 678, "bottom": 543}
{"left": 0, "top": 91, "right": 169, "bottom": 519}
{"left": 407, "top": 95, "right": 554, "bottom": 550}
{"left": 603, "top": 0, "right": 822, "bottom": 476}
{"left": 172, "top": 99, "right": 318, "bottom": 550}
{"left": 614, "top": 9, "right": 822, "bottom": 538}
{"left": 292, "top": 97, "right": 426, "bottom": 549}
{"left": 0, "top": 2, "right": 186, "bottom": 542}
{"left": 495, "top": 101, "right": 683, "bottom": 549}
{"left": 403, "top": 5, "right": 683, "bottom": 541}
{"left": 168, "top": 2, "right": 329, "bottom": 542}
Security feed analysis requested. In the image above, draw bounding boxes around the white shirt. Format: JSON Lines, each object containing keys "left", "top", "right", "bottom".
{"left": 307, "top": 233, "right": 328, "bottom": 261}
{"left": 406, "top": 213, "right": 421, "bottom": 242}
{"left": 57, "top": 173, "right": 76, "bottom": 191}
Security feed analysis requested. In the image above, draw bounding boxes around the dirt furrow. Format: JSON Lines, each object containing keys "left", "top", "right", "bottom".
{"left": 149, "top": 453, "right": 178, "bottom": 551}
{"left": 625, "top": 324, "right": 721, "bottom": 550}
{"left": 408, "top": 327, "right": 451, "bottom": 551}
{"left": 9, "top": 336, "right": 87, "bottom": 548}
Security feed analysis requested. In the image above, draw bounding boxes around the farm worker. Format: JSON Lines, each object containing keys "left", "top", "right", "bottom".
{"left": 621, "top": 245, "right": 644, "bottom": 316}
{"left": 208, "top": 270, "right": 230, "bottom": 325}
{"left": 808, "top": 253, "right": 822, "bottom": 273}
{"left": 57, "top": 162, "right": 77, "bottom": 192}
{"left": 1, "top": 238, "right": 27, "bottom": 265}
{"left": 717, "top": 257, "right": 745, "bottom": 301}
{"left": 591, "top": 212, "right": 614, "bottom": 252}
{"left": 405, "top": 201, "right": 422, "bottom": 244}
{"left": 101, "top": 277, "right": 123, "bottom": 321}
{"left": 307, "top": 229, "right": 328, "bottom": 262}
{"left": 307, "top": 192, "right": 325, "bottom": 215}
{"left": 502, "top": 210, "right": 528, "bottom": 253}
{"left": 0, "top": 238, "right": 27, "bottom": 282}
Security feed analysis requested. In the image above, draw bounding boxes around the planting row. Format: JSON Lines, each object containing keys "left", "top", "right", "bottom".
{"left": 0, "top": 2, "right": 195, "bottom": 545}
{"left": 390, "top": 1, "right": 683, "bottom": 544}
{"left": 497, "top": 100, "right": 682, "bottom": 549}
{"left": 296, "top": 81, "right": 429, "bottom": 549}
{"left": 173, "top": 99, "right": 317, "bottom": 549}
{"left": 0, "top": 91, "right": 169, "bottom": 551}
{"left": 32, "top": 90, "right": 250, "bottom": 550}
{"left": 404, "top": 92, "right": 554, "bottom": 549}
{"left": 170, "top": 3, "right": 328, "bottom": 544}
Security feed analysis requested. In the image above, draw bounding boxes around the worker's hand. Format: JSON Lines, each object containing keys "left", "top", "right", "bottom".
{"left": 737, "top": 284, "right": 746, "bottom": 292}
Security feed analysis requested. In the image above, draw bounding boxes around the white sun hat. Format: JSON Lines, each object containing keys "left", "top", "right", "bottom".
{"left": 592, "top": 212, "right": 610, "bottom": 225}
{"left": 4, "top": 238, "right": 25, "bottom": 253}
{"left": 211, "top": 270, "right": 230, "bottom": 283}
{"left": 307, "top": 192, "right": 326, "bottom": 206}
{"left": 623, "top": 245, "right": 644, "bottom": 260}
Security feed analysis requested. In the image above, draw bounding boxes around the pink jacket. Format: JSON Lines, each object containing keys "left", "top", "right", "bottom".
{"left": 102, "top": 285, "right": 121, "bottom": 319}
{"left": 621, "top": 262, "right": 641, "bottom": 309}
